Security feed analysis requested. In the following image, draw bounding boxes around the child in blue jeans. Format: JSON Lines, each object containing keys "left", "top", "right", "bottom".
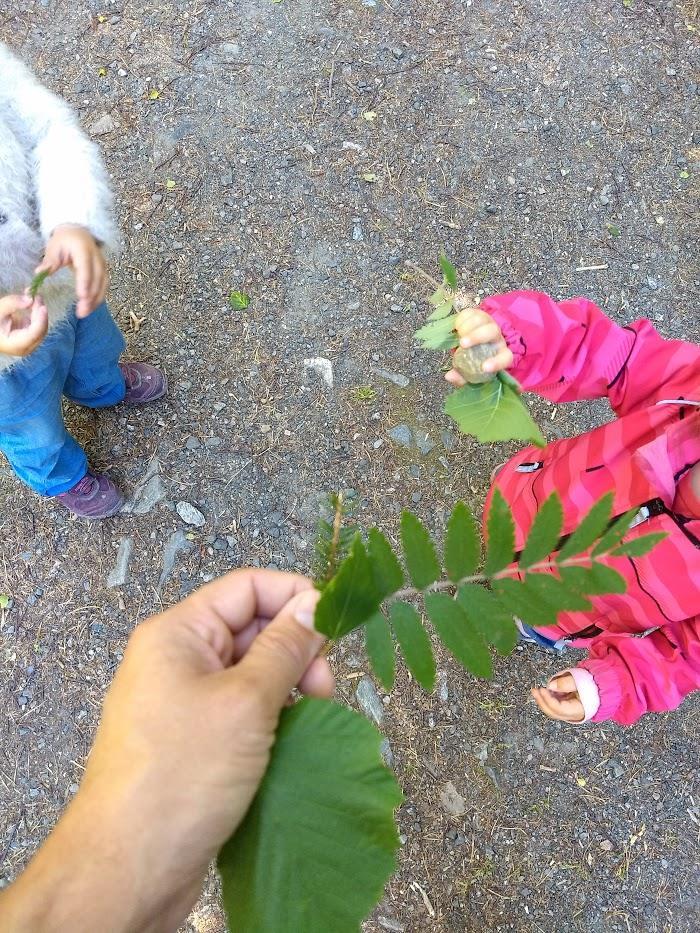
{"left": 0, "top": 43, "right": 166, "bottom": 518}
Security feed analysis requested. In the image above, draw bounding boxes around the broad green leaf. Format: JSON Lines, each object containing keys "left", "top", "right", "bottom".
{"left": 610, "top": 532, "right": 668, "bottom": 557}
{"left": 365, "top": 611, "right": 395, "bottom": 690}
{"left": 400, "top": 512, "right": 440, "bottom": 590}
{"left": 427, "top": 288, "right": 454, "bottom": 320}
{"left": 229, "top": 290, "right": 251, "bottom": 310}
{"left": 219, "top": 698, "right": 402, "bottom": 933}
{"left": 390, "top": 602, "right": 436, "bottom": 691}
{"left": 424, "top": 592, "right": 492, "bottom": 678}
{"left": 29, "top": 269, "right": 50, "bottom": 299}
{"left": 496, "top": 369, "right": 522, "bottom": 393}
{"left": 414, "top": 315, "right": 460, "bottom": 350}
{"left": 439, "top": 253, "right": 458, "bottom": 289}
{"left": 484, "top": 488, "right": 515, "bottom": 575}
{"left": 444, "top": 501, "right": 481, "bottom": 582}
{"left": 592, "top": 508, "right": 640, "bottom": 557}
{"left": 367, "top": 528, "right": 404, "bottom": 599}
{"left": 314, "top": 536, "right": 382, "bottom": 639}
{"left": 492, "top": 577, "right": 559, "bottom": 627}
{"left": 560, "top": 563, "right": 627, "bottom": 595}
{"left": 522, "top": 573, "right": 592, "bottom": 613}
{"left": 557, "top": 493, "right": 614, "bottom": 561}
{"left": 456, "top": 584, "right": 518, "bottom": 655}
{"left": 444, "top": 381, "right": 545, "bottom": 448}
{"left": 519, "top": 493, "right": 564, "bottom": 569}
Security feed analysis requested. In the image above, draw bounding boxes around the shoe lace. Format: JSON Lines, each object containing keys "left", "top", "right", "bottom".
{"left": 72, "top": 474, "right": 97, "bottom": 496}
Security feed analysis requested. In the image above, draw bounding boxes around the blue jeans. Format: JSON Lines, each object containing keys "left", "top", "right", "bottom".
{"left": 0, "top": 303, "right": 126, "bottom": 496}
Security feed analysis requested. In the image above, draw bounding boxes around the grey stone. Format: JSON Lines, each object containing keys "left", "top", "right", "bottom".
{"left": 388, "top": 424, "right": 412, "bottom": 447}
{"left": 371, "top": 366, "right": 410, "bottom": 388}
{"left": 440, "top": 780, "right": 467, "bottom": 817}
{"left": 122, "top": 459, "right": 166, "bottom": 515}
{"left": 159, "top": 531, "right": 193, "bottom": 590}
{"left": 355, "top": 676, "right": 384, "bottom": 726}
{"left": 185, "top": 436, "right": 201, "bottom": 450}
{"left": 303, "top": 357, "right": 334, "bottom": 388}
{"left": 176, "top": 501, "right": 206, "bottom": 526}
{"left": 107, "top": 537, "right": 134, "bottom": 588}
{"left": 414, "top": 431, "right": 435, "bottom": 455}
{"left": 89, "top": 112, "right": 117, "bottom": 136}
{"left": 380, "top": 738, "right": 395, "bottom": 769}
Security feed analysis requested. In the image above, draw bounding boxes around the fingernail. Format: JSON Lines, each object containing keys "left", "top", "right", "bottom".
{"left": 293, "top": 589, "right": 321, "bottom": 630}
{"left": 483, "top": 362, "right": 493, "bottom": 372}
{"left": 460, "top": 338, "right": 471, "bottom": 347}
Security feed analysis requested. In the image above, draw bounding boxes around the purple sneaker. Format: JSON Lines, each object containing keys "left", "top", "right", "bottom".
{"left": 119, "top": 362, "right": 168, "bottom": 406}
{"left": 56, "top": 472, "right": 124, "bottom": 519}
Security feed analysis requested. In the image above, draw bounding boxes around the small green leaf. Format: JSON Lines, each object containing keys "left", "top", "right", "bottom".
{"left": 362, "top": 172, "right": 378, "bottom": 183}
{"left": 28, "top": 269, "right": 51, "bottom": 300}
{"left": 0, "top": 594, "right": 9, "bottom": 609}
{"left": 229, "top": 291, "right": 251, "bottom": 311}
{"left": 606, "top": 223, "right": 621, "bottom": 238}
{"left": 456, "top": 584, "right": 518, "bottom": 655}
{"left": 444, "top": 381, "right": 545, "bottom": 447}
{"left": 492, "top": 576, "right": 559, "bottom": 627}
{"left": 439, "top": 254, "right": 458, "bottom": 289}
{"left": 444, "top": 501, "right": 481, "bottom": 582}
{"left": 591, "top": 507, "right": 639, "bottom": 556}
{"left": 427, "top": 288, "right": 454, "bottom": 321}
{"left": 609, "top": 532, "right": 668, "bottom": 557}
{"left": 557, "top": 493, "right": 614, "bottom": 561}
{"left": 484, "top": 488, "right": 515, "bottom": 575}
{"left": 424, "top": 592, "right": 492, "bottom": 678}
{"left": 414, "top": 315, "right": 460, "bottom": 350}
{"left": 390, "top": 602, "right": 436, "bottom": 691}
{"left": 148, "top": 88, "right": 161, "bottom": 100}
{"left": 218, "top": 698, "right": 402, "bottom": 933}
{"left": 523, "top": 573, "right": 593, "bottom": 613}
{"left": 367, "top": 528, "right": 404, "bottom": 599}
{"left": 679, "top": 170, "right": 690, "bottom": 179}
{"left": 519, "top": 493, "right": 564, "bottom": 569}
{"left": 314, "top": 536, "right": 382, "bottom": 639}
{"left": 560, "top": 562, "right": 627, "bottom": 595}
{"left": 400, "top": 512, "right": 441, "bottom": 590}
{"left": 165, "top": 178, "right": 177, "bottom": 190}
{"left": 365, "top": 611, "right": 395, "bottom": 691}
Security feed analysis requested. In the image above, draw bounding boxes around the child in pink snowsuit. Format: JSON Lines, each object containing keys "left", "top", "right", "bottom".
{"left": 446, "top": 290, "right": 700, "bottom": 726}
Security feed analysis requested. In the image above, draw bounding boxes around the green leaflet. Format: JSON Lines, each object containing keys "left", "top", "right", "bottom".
{"left": 557, "top": 493, "right": 613, "bottom": 561}
{"left": 439, "top": 253, "right": 458, "bottom": 288}
{"left": 591, "top": 507, "right": 640, "bottom": 557}
{"left": 390, "top": 601, "right": 436, "bottom": 691}
{"left": 444, "top": 380, "right": 545, "bottom": 447}
{"left": 367, "top": 528, "right": 404, "bottom": 599}
{"left": 400, "top": 511, "right": 441, "bottom": 590}
{"left": 456, "top": 584, "right": 518, "bottom": 655}
{"left": 229, "top": 290, "right": 251, "bottom": 310}
{"left": 365, "top": 611, "right": 396, "bottom": 690}
{"left": 610, "top": 532, "right": 668, "bottom": 557}
{"left": 559, "top": 562, "right": 627, "bottom": 595}
{"left": 424, "top": 592, "right": 492, "bottom": 678}
{"left": 314, "top": 536, "right": 382, "bottom": 639}
{"left": 28, "top": 269, "right": 51, "bottom": 299}
{"left": 444, "top": 500, "right": 481, "bottom": 582}
{"left": 427, "top": 288, "right": 454, "bottom": 321}
{"left": 519, "top": 493, "right": 564, "bottom": 569}
{"left": 484, "top": 488, "right": 515, "bottom": 575}
{"left": 522, "top": 572, "right": 593, "bottom": 614}
{"left": 218, "top": 698, "right": 402, "bottom": 933}
{"left": 414, "top": 314, "right": 460, "bottom": 350}
{"left": 492, "top": 576, "right": 560, "bottom": 627}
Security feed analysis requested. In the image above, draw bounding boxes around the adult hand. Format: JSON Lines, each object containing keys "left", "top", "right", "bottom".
{"left": 445, "top": 305, "right": 513, "bottom": 386}
{"left": 0, "top": 569, "right": 333, "bottom": 933}
{"left": 0, "top": 293, "right": 48, "bottom": 356}
{"left": 36, "top": 223, "right": 108, "bottom": 318}
{"left": 531, "top": 672, "right": 585, "bottom": 723}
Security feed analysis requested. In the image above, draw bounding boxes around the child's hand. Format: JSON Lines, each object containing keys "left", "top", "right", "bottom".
{"left": 0, "top": 294, "right": 49, "bottom": 356}
{"left": 36, "top": 224, "right": 108, "bottom": 319}
{"left": 531, "top": 672, "right": 585, "bottom": 723}
{"left": 445, "top": 305, "right": 513, "bottom": 386}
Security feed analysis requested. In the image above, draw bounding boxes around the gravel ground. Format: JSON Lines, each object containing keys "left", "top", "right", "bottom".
{"left": 1, "top": 1, "right": 699, "bottom": 931}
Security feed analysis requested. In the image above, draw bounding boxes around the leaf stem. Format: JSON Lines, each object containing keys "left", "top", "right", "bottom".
{"left": 404, "top": 261, "right": 441, "bottom": 290}
{"left": 389, "top": 555, "right": 597, "bottom": 603}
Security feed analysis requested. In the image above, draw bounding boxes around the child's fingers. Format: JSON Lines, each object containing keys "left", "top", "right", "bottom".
{"left": 76, "top": 251, "right": 107, "bottom": 318}
{"left": 459, "top": 320, "right": 502, "bottom": 348}
{"left": 548, "top": 672, "right": 577, "bottom": 694}
{"left": 531, "top": 686, "right": 584, "bottom": 722}
{"left": 445, "top": 368, "right": 466, "bottom": 387}
{"left": 454, "top": 307, "right": 491, "bottom": 336}
{"left": 482, "top": 345, "right": 514, "bottom": 374}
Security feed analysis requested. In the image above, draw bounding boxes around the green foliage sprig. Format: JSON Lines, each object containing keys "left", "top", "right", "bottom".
{"left": 218, "top": 490, "right": 665, "bottom": 932}
{"left": 413, "top": 255, "right": 545, "bottom": 447}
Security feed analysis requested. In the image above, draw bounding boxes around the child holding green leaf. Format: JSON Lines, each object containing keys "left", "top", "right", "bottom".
{"left": 0, "top": 42, "right": 167, "bottom": 518}
{"left": 445, "top": 290, "right": 700, "bottom": 726}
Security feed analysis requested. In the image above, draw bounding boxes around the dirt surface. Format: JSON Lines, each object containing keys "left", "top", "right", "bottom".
{"left": 1, "top": 1, "right": 699, "bottom": 930}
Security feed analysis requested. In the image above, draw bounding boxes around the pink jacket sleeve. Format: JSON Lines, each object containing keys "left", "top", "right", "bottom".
{"left": 576, "top": 618, "right": 700, "bottom": 725}
{"left": 482, "top": 290, "right": 700, "bottom": 416}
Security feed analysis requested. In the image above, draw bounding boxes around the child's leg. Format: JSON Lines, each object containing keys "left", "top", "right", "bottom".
{"left": 0, "top": 323, "right": 88, "bottom": 496}
{"left": 63, "top": 302, "right": 126, "bottom": 408}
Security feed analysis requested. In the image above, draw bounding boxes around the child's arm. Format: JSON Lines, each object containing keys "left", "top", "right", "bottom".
{"left": 0, "top": 295, "right": 49, "bottom": 356}
{"left": 0, "top": 44, "right": 119, "bottom": 255}
{"left": 449, "top": 291, "right": 700, "bottom": 416}
{"left": 536, "top": 619, "right": 700, "bottom": 726}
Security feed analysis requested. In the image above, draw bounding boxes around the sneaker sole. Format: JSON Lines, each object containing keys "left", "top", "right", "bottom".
{"left": 122, "top": 376, "right": 169, "bottom": 406}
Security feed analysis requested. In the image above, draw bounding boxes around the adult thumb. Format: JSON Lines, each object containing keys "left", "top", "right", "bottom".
{"left": 235, "top": 588, "right": 326, "bottom": 713}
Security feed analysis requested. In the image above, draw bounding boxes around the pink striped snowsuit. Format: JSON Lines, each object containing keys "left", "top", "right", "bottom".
{"left": 482, "top": 290, "right": 700, "bottom": 725}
